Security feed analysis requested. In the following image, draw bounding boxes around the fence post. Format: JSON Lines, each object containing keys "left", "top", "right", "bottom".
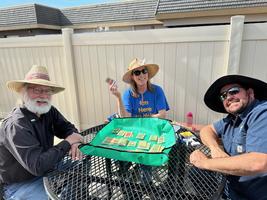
{"left": 227, "top": 15, "right": 245, "bottom": 74}
{"left": 62, "top": 28, "right": 81, "bottom": 130}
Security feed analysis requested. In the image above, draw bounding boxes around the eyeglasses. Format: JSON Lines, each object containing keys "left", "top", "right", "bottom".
{"left": 28, "top": 87, "right": 54, "bottom": 95}
{"left": 219, "top": 86, "right": 241, "bottom": 102}
{"left": 132, "top": 68, "right": 148, "bottom": 76}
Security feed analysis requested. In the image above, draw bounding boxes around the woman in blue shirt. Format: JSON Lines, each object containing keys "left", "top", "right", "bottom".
{"left": 109, "top": 58, "right": 169, "bottom": 184}
{"left": 109, "top": 58, "right": 169, "bottom": 118}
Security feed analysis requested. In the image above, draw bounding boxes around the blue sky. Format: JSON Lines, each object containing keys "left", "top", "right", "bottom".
{"left": 0, "top": 0, "right": 124, "bottom": 8}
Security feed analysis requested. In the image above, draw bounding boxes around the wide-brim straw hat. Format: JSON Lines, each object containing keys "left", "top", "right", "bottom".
{"left": 6, "top": 65, "right": 65, "bottom": 94}
{"left": 204, "top": 74, "right": 267, "bottom": 113}
{"left": 122, "top": 58, "right": 159, "bottom": 83}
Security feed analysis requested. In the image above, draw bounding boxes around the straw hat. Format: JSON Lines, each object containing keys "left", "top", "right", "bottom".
{"left": 122, "top": 58, "right": 159, "bottom": 83}
{"left": 6, "top": 65, "right": 65, "bottom": 94}
{"left": 204, "top": 74, "right": 267, "bottom": 113}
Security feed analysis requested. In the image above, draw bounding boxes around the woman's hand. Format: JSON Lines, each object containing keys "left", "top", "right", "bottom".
{"left": 151, "top": 109, "right": 166, "bottom": 118}
{"left": 109, "top": 83, "right": 121, "bottom": 98}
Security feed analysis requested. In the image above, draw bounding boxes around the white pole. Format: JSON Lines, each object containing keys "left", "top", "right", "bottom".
{"left": 62, "top": 28, "right": 81, "bottom": 130}
{"left": 227, "top": 15, "right": 245, "bottom": 74}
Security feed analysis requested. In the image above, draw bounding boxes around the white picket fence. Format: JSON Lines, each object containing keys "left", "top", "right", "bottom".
{"left": 1, "top": 15, "right": 267, "bottom": 130}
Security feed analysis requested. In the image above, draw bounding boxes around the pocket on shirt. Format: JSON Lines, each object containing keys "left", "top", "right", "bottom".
{"left": 232, "top": 134, "right": 246, "bottom": 154}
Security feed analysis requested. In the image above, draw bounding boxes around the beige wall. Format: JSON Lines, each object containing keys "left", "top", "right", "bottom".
{"left": 1, "top": 16, "right": 267, "bottom": 130}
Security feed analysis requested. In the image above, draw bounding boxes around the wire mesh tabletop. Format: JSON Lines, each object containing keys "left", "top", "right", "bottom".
{"left": 44, "top": 124, "right": 226, "bottom": 200}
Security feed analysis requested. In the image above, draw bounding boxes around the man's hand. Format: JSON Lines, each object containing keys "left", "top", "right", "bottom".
{"left": 65, "top": 133, "right": 84, "bottom": 160}
{"left": 190, "top": 149, "right": 209, "bottom": 169}
{"left": 69, "top": 143, "right": 83, "bottom": 160}
{"left": 210, "top": 146, "right": 229, "bottom": 158}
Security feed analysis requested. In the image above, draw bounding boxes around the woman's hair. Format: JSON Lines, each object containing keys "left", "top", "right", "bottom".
{"left": 130, "top": 79, "right": 154, "bottom": 98}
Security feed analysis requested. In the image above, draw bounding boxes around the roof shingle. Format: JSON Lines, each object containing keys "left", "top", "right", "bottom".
{"left": 61, "top": 0, "right": 157, "bottom": 25}
{"left": 0, "top": 5, "right": 37, "bottom": 26}
{"left": 156, "top": 0, "right": 267, "bottom": 14}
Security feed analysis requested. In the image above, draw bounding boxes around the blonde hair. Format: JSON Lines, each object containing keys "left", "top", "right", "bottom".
{"left": 129, "top": 80, "right": 154, "bottom": 98}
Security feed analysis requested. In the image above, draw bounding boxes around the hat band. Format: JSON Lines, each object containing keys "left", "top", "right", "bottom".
{"left": 26, "top": 73, "right": 50, "bottom": 81}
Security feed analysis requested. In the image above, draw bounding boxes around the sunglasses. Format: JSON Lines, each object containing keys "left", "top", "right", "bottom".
{"left": 132, "top": 68, "right": 148, "bottom": 76}
{"left": 28, "top": 87, "right": 54, "bottom": 95}
{"left": 219, "top": 86, "right": 241, "bottom": 102}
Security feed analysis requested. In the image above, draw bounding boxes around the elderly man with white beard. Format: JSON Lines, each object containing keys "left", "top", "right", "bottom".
{"left": 0, "top": 65, "right": 83, "bottom": 200}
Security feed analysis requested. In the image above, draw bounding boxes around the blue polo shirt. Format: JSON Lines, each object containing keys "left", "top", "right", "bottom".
{"left": 214, "top": 100, "right": 267, "bottom": 199}
{"left": 122, "top": 84, "right": 169, "bottom": 117}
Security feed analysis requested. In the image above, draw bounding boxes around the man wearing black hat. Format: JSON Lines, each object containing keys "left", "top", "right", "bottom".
{"left": 190, "top": 74, "right": 267, "bottom": 199}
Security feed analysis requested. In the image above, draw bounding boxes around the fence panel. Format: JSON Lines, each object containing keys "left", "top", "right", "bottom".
{"left": 72, "top": 26, "right": 229, "bottom": 128}
{"left": 1, "top": 22, "right": 267, "bottom": 129}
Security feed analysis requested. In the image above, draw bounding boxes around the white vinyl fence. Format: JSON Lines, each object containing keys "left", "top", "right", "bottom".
{"left": 1, "top": 16, "right": 267, "bottom": 130}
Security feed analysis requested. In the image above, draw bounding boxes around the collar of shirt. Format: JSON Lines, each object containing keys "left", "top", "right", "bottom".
{"left": 20, "top": 107, "right": 48, "bottom": 122}
{"left": 239, "top": 99, "right": 260, "bottom": 120}
{"left": 225, "top": 99, "right": 260, "bottom": 124}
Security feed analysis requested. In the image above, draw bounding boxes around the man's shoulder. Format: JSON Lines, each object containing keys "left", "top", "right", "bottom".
{"left": 2, "top": 107, "right": 24, "bottom": 124}
{"left": 47, "top": 106, "right": 58, "bottom": 114}
{"left": 253, "top": 100, "right": 267, "bottom": 111}
{"left": 0, "top": 108, "right": 28, "bottom": 134}
{"left": 247, "top": 100, "right": 267, "bottom": 120}
{"left": 259, "top": 100, "right": 267, "bottom": 106}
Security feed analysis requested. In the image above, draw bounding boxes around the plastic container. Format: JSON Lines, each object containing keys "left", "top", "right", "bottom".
{"left": 186, "top": 112, "right": 193, "bottom": 127}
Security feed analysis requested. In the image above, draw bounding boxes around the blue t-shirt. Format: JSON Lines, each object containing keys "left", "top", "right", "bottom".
{"left": 122, "top": 84, "right": 169, "bottom": 117}
{"left": 213, "top": 100, "right": 267, "bottom": 199}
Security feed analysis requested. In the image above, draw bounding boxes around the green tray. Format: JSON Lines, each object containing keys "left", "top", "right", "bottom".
{"left": 79, "top": 117, "right": 176, "bottom": 166}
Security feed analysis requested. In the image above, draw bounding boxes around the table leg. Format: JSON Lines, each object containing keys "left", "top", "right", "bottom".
{"left": 105, "top": 158, "right": 113, "bottom": 200}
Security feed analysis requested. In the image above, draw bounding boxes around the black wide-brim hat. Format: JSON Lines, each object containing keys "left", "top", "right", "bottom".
{"left": 204, "top": 74, "right": 267, "bottom": 113}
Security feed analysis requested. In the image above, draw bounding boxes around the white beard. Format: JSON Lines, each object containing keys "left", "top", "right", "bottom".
{"left": 23, "top": 93, "right": 51, "bottom": 115}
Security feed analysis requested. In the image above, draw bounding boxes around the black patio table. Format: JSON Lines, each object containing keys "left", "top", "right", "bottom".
{"left": 43, "top": 124, "right": 226, "bottom": 200}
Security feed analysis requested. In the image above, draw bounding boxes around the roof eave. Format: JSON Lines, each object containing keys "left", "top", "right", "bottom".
{"left": 156, "top": 6, "right": 267, "bottom": 20}
{"left": 64, "top": 19, "right": 163, "bottom": 29}
{"left": 0, "top": 24, "right": 61, "bottom": 31}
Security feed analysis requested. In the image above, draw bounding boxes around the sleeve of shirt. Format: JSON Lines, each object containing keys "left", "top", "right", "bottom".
{"left": 51, "top": 106, "right": 78, "bottom": 139}
{"left": 4, "top": 119, "right": 71, "bottom": 177}
{"left": 155, "top": 85, "right": 170, "bottom": 111}
{"left": 213, "top": 119, "right": 225, "bottom": 138}
{"left": 246, "top": 106, "right": 267, "bottom": 153}
{"left": 122, "top": 89, "right": 133, "bottom": 114}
